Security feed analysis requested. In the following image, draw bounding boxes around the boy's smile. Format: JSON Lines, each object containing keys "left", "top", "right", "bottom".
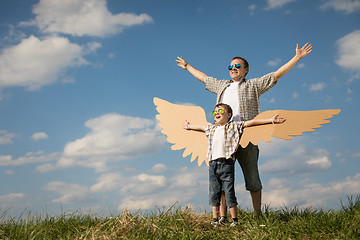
{"left": 213, "top": 107, "right": 231, "bottom": 125}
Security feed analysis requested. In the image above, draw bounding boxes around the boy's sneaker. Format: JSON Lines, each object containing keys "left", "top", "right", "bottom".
{"left": 211, "top": 220, "right": 221, "bottom": 228}
{"left": 218, "top": 216, "right": 228, "bottom": 225}
{"left": 230, "top": 221, "right": 239, "bottom": 227}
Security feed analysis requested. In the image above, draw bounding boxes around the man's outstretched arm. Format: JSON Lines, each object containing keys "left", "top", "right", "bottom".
{"left": 176, "top": 56, "right": 208, "bottom": 84}
{"left": 273, "top": 43, "right": 313, "bottom": 82}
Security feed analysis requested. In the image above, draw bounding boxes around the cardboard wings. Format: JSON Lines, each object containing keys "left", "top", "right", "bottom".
{"left": 154, "top": 97, "right": 340, "bottom": 167}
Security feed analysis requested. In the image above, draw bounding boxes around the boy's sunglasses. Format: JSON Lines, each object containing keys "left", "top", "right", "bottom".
{"left": 212, "top": 108, "right": 224, "bottom": 116}
{"left": 228, "top": 63, "right": 241, "bottom": 70}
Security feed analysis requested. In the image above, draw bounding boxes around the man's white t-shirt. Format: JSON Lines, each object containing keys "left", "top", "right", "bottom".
{"left": 222, "top": 82, "right": 241, "bottom": 122}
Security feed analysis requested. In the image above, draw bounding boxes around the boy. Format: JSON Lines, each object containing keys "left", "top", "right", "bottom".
{"left": 183, "top": 103, "right": 285, "bottom": 227}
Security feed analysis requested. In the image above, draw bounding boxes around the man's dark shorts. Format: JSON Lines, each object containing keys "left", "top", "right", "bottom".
{"left": 236, "top": 143, "right": 262, "bottom": 191}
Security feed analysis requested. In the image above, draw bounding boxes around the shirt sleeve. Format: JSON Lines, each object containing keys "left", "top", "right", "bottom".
{"left": 205, "top": 76, "right": 230, "bottom": 95}
{"left": 204, "top": 125, "right": 213, "bottom": 138}
{"left": 250, "top": 72, "right": 277, "bottom": 95}
{"left": 236, "top": 121, "right": 245, "bottom": 133}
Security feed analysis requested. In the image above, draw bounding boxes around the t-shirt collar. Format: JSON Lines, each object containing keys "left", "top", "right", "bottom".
{"left": 230, "top": 77, "right": 246, "bottom": 83}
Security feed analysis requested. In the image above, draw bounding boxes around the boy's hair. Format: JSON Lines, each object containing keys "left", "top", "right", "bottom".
{"left": 214, "top": 103, "right": 232, "bottom": 120}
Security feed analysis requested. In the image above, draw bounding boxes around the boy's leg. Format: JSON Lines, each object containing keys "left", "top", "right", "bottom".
{"left": 212, "top": 206, "right": 220, "bottom": 219}
{"left": 219, "top": 191, "right": 227, "bottom": 217}
{"left": 229, "top": 206, "right": 239, "bottom": 227}
{"left": 211, "top": 206, "right": 221, "bottom": 228}
{"left": 221, "top": 159, "right": 238, "bottom": 220}
{"left": 209, "top": 161, "right": 222, "bottom": 214}
{"left": 229, "top": 206, "right": 238, "bottom": 219}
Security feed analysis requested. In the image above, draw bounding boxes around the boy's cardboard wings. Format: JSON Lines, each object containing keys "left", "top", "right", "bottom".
{"left": 154, "top": 97, "right": 341, "bottom": 167}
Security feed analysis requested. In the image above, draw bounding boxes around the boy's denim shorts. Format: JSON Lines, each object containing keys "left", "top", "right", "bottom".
{"left": 236, "top": 143, "right": 262, "bottom": 191}
{"left": 209, "top": 158, "right": 237, "bottom": 207}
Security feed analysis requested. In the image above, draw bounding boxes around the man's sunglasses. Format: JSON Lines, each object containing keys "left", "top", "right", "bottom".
{"left": 228, "top": 63, "right": 241, "bottom": 70}
{"left": 212, "top": 108, "right": 224, "bottom": 116}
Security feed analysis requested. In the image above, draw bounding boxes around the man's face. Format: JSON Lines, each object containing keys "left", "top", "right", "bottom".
{"left": 229, "top": 59, "right": 248, "bottom": 82}
{"left": 213, "top": 107, "right": 231, "bottom": 125}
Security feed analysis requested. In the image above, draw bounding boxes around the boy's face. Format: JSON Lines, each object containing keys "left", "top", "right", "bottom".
{"left": 213, "top": 107, "right": 231, "bottom": 125}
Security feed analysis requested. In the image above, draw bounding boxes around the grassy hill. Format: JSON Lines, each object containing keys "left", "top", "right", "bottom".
{"left": 1, "top": 196, "right": 359, "bottom": 239}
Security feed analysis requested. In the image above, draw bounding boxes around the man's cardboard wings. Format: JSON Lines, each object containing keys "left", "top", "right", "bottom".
{"left": 154, "top": 97, "right": 340, "bottom": 167}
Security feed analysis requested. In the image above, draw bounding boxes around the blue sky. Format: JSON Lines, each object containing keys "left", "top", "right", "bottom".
{"left": 0, "top": 0, "right": 359, "bottom": 216}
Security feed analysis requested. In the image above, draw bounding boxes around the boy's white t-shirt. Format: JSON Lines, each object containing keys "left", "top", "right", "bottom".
{"left": 222, "top": 82, "right": 242, "bottom": 122}
{"left": 211, "top": 125, "right": 226, "bottom": 160}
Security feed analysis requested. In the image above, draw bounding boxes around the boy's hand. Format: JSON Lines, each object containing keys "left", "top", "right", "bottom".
{"left": 272, "top": 114, "right": 286, "bottom": 124}
{"left": 183, "top": 120, "right": 190, "bottom": 130}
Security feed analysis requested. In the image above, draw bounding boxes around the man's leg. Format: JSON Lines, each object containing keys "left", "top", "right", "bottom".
{"left": 236, "top": 143, "right": 262, "bottom": 214}
{"left": 250, "top": 190, "right": 262, "bottom": 216}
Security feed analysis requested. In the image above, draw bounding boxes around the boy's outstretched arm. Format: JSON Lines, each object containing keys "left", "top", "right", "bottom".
{"left": 183, "top": 120, "right": 206, "bottom": 132}
{"left": 176, "top": 56, "right": 208, "bottom": 84}
{"left": 273, "top": 43, "right": 312, "bottom": 82}
{"left": 245, "top": 114, "right": 286, "bottom": 128}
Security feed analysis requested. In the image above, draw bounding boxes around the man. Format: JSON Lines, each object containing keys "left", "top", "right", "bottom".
{"left": 175, "top": 43, "right": 312, "bottom": 218}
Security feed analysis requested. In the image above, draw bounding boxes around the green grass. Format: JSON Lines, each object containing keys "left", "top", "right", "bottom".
{"left": 1, "top": 196, "right": 359, "bottom": 239}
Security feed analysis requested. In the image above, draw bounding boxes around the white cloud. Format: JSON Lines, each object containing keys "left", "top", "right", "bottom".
{"left": 292, "top": 92, "right": 299, "bottom": 99}
{"left": 267, "top": 58, "right": 281, "bottom": 67}
{"left": 320, "top": 0, "right": 360, "bottom": 14}
{"left": 0, "top": 35, "right": 95, "bottom": 90}
{"left": 117, "top": 165, "right": 208, "bottom": 210}
{"left": 21, "top": 0, "right": 153, "bottom": 37}
{"left": 0, "top": 151, "right": 60, "bottom": 166}
{"left": 248, "top": 4, "right": 257, "bottom": 15}
{"left": 149, "top": 163, "right": 168, "bottom": 174}
{"left": 259, "top": 139, "right": 332, "bottom": 175}
{"left": 119, "top": 173, "right": 167, "bottom": 196}
{"left": 43, "top": 181, "right": 90, "bottom": 204}
{"left": 297, "top": 62, "right": 305, "bottom": 69}
{"left": 41, "top": 114, "right": 165, "bottom": 172}
{"left": 35, "top": 163, "right": 57, "bottom": 172}
{"left": 31, "top": 132, "right": 48, "bottom": 141}
{"left": 309, "top": 82, "right": 326, "bottom": 91}
{"left": 0, "top": 193, "right": 26, "bottom": 208}
{"left": 262, "top": 173, "right": 360, "bottom": 208}
{"left": 335, "top": 30, "right": 360, "bottom": 71}
{"left": 347, "top": 73, "right": 360, "bottom": 83}
{"left": 0, "top": 193, "right": 27, "bottom": 209}
{"left": 0, "top": 130, "right": 16, "bottom": 144}
{"left": 264, "top": 0, "right": 296, "bottom": 10}
{"left": 90, "top": 172, "right": 123, "bottom": 193}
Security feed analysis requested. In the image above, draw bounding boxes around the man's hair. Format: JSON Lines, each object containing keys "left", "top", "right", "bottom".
{"left": 214, "top": 103, "right": 232, "bottom": 120}
{"left": 232, "top": 56, "right": 249, "bottom": 76}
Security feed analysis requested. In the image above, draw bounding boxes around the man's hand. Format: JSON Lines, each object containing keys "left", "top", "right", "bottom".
{"left": 176, "top": 56, "right": 188, "bottom": 69}
{"left": 296, "top": 43, "right": 312, "bottom": 59}
{"left": 274, "top": 42, "right": 313, "bottom": 81}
